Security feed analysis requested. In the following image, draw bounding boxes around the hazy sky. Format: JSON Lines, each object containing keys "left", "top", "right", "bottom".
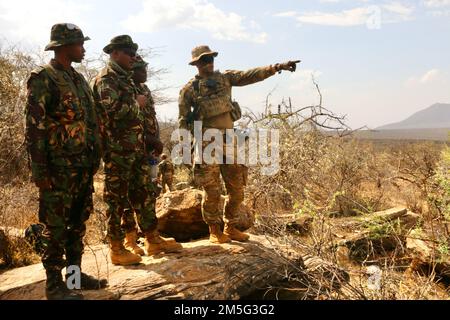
{"left": 1, "top": 0, "right": 449, "bottom": 129}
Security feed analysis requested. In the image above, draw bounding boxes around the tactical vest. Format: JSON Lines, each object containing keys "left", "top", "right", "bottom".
{"left": 191, "top": 72, "right": 234, "bottom": 121}
{"left": 35, "top": 64, "right": 93, "bottom": 157}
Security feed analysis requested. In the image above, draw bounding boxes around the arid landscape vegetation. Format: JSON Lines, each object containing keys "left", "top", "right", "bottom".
{"left": 1, "top": 46, "right": 449, "bottom": 300}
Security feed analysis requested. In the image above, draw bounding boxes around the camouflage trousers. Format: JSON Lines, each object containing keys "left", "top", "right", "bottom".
{"left": 104, "top": 152, "right": 158, "bottom": 241}
{"left": 38, "top": 166, "right": 94, "bottom": 274}
{"left": 161, "top": 173, "right": 174, "bottom": 193}
{"left": 121, "top": 175, "right": 160, "bottom": 234}
{"left": 194, "top": 163, "right": 248, "bottom": 226}
{"left": 192, "top": 132, "right": 249, "bottom": 226}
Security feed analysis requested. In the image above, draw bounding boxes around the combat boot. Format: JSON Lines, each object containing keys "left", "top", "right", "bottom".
{"left": 46, "top": 271, "right": 83, "bottom": 300}
{"left": 65, "top": 255, "right": 108, "bottom": 290}
{"left": 110, "top": 240, "right": 142, "bottom": 266}
{"left": 124, "top": 230, "right": 145, "bottom": 256}
{"left": 208, "top": 224, "right": 231, "bottom": 244}
{"left": 144, "top": 230, "right": 183, "bottom": 255}
{"left": 65, "top": 271, "right": 108, "bottom": 290}
{"left": 224, "top": 224, "right": 250, "bottom": 242}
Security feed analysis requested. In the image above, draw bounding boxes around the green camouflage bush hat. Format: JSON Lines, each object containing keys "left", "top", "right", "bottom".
{"left": 45, "top": 23, "right": 90, "bottom": 51}
{"left": 103, "top": 35, "right": 139, "bottom": 54}
{"left": 189, "top": 45, "right": 218, "bottom": 65}
{"left": 133, "top": 55, "right": 148, "bottom": 70}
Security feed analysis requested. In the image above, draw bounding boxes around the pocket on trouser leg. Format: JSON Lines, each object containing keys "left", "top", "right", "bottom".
{"left": 193, "top": 163, "right": 220, "bottom": 188}
{"left": 202, "top": 209, "right": 223, "bottom": 226}
{"left": 39, "top": 190, "right": 68, "bottom": 228}
{"left": 135, "top": 197, "right": 158, "bottom": 233}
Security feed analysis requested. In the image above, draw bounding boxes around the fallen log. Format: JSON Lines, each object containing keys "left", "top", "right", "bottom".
{"left": 333, "top": 208, "right": 420, "bottom": 262}
{"left": 0, "top": 234, "right": 349, "bottom": 300}
{"left": 0, "top": 235, "right": 290, "bottom": 300}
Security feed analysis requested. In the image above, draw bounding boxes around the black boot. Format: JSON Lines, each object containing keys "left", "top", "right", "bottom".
{"left": 46, "top": 271, "right": 83, "bottom": 300}
{"left": 65, "top": 271, "right": 108, "bottom": 290}
{"left": 66, "top": 252, "right": 108, "bottom": 290}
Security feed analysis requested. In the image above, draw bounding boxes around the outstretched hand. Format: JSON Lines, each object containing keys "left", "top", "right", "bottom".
{"left": 278, "top": 60, "right": 301, "bottom": 72}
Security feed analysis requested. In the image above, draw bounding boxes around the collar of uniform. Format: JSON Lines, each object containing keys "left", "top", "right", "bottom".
{"left": 195, "top": 70, "right": 219, "bottom": 80}
{"left": 50, "top": 59, "right": 75, "bottom": 72}
{"left": 108, "top": 60, "right": 131, "bottom": 79}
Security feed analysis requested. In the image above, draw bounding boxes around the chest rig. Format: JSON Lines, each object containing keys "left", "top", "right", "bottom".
{"left": 40, "top": 64, "right": 93, "bottom": 156}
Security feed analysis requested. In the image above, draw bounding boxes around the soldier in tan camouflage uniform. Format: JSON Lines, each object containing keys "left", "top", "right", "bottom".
{"left": 179, "top": 45, "right": 299, "bottom": 244}
{"left": 91, "top": 36, "right": 181, "bottom": 266}
{"left": 158, "top": 153, "right": 175, "bottom": 193}
{"left": 25, "top": 23, "right": 107, "bottom": 300}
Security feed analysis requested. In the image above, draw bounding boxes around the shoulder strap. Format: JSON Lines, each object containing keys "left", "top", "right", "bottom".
{"left": 43, "top": 64, "right": 79, "bottom": 95}
{"left": 190, "top": 79, "right": 201, "bottom": 122}
{"left": 193, "top": 79, "right": 200, "bottom": 94}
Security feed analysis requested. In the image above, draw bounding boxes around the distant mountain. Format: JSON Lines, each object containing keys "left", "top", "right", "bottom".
{"left": 376, "top": 103, "right": 450, "bottom": 130}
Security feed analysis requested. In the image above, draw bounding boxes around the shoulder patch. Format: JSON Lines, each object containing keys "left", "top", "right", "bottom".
{"left": 27, "top": 65, "right": 50, "bottom": 86}
{"left": 182, "top": 78, "right": 195, "bottom": 91}
{"left": 30, "top": 66, "right": 46, "bottom": 77}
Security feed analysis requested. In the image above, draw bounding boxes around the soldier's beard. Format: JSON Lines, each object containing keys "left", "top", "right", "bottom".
{"left": 199, "top": 64, "right": 214, "bottom": 76}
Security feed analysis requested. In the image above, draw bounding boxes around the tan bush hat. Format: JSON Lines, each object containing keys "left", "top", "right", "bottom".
{"left": 189, "top": 45, "right": 218, "bottom": 65}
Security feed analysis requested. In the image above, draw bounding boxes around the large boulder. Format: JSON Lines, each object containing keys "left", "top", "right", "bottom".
{"left": 156, "top": 189, "right": 255, "bottom": 242}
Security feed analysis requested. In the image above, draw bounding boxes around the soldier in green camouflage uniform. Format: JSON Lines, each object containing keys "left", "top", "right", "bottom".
{"left": 179, "top": 45, "right": 300, "bottom": 244}
{"left": 25, "top": 23, "right": 107, "bottom": 300}
{"left": 120, "top": 55, "right": 163, "bottom": 256}
{"left": 91, "top": 36, "right": 181, "bottom": 265}
{"left": 158, "top": 153, "right": 175, "bottom": 193}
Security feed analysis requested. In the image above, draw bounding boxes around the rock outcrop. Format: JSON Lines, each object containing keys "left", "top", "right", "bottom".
{"left": 156, "top": 189, "right": 255, "bottom": 242}
{"left": 0, "top": 234, "right": 348, "bottom": 300}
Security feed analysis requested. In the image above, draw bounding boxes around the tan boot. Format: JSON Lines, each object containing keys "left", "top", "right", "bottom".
{"left": 124, "top": 230, "right": 145, "bottom": 256}
{"left": 144, "top": 230, "right": 183, "bottom": 256}
{"left": 208, "top": 224, "right": 231, "bottom": 244}
{"left": 110, "top": 240, "right": 142, "bottom": 266}
{"left": 224, "top": 224, "right": 250, "bottom": 242}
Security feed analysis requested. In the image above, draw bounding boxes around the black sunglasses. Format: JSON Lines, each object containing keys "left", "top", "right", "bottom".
{"left": 199, "top": 55, "right": 214, "bottom": 64}
{"left": 120, "top": 47, "right": 137, "bottom": 58}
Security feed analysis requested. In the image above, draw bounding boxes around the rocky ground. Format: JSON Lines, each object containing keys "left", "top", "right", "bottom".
{"left": 1, "top": 188, "right": 449, "bottom": 300}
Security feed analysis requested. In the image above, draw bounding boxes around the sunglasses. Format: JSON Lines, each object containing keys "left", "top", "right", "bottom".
{"left": 199, "top": 55, "right": 214, "bottom": 64}
{"left": 120, "top": 48, "right": 137, "bottom": 58}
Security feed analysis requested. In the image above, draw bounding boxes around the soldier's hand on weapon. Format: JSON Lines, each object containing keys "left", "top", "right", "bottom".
{"left": 137, "top": 95, "right": 147, "bottom": 108}
{"left": 276, "top": 60, "right": 301, "bottom": 73}
{"left": 147, "top": 136, "right": 164, "bottom": 156}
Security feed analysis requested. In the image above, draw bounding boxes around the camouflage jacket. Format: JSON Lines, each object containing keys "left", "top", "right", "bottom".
{"left": 158, "top": 159, "right": 174, "bottom": 176}
{"left": 178, "top": 66, "right": 276, "bottom": 130}
{"left": 91, "top": 60, "right": 144, "bottom": 155}
{"left": 137, "top": 83, "right": 160, "bottom": 149}
{"left": 25, "top": 59, "right": 101, "bottom": 185}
